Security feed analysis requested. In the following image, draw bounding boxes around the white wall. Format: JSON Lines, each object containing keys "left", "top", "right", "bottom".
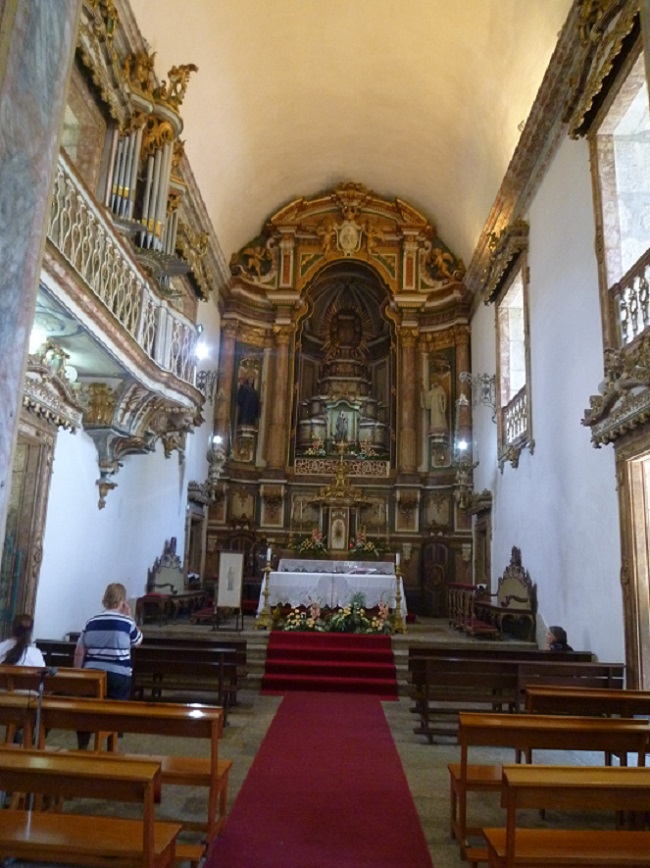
{"left": 33, "top": 295, "right": 222, "bottom": 641}
{"left": 471, "top": 135, "right": 624, "bottom": 663}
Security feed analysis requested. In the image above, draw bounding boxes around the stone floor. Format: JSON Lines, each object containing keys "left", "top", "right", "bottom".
{"left": 3, "top": 617, "right": 611, "bottom": 867}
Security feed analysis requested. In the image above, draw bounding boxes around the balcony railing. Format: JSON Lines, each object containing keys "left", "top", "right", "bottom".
{"left": 502, "top": 386, "right": 528, "bottom": 446}
{"left": 611, "top": 249, "right": 650, "bottom": 347}
{"left": 47, "top": 154, "right": 197, "bottom": 385}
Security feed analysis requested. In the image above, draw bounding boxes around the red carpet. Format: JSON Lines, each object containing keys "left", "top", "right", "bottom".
{"left": 205, "top": 692, "right": 433, "bottom": 868}
{"left": 261, "top": 632, "right": 398, "bottom": 699}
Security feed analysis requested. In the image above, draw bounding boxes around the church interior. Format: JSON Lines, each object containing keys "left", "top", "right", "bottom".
{"left": 1, "top": 0, "right": 650, "bottom": 865}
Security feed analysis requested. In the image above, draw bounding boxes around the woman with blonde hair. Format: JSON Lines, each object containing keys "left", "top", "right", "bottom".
{"left": 74, "top": 582, "right": 142, "bottom": 748}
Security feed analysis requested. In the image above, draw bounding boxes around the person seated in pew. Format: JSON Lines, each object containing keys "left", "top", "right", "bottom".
{"left": 74, "top": 582, "right": 142, "bottom": 749}
{"left": 546, "top": 625, "right": 573, "bottom": 652}
{"left": 0, "top": 613, "right": 45, "bottom": 667}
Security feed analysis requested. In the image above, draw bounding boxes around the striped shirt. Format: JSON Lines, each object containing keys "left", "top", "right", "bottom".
{"left": 79, "top": 609, "right": 142, "bottom": 677}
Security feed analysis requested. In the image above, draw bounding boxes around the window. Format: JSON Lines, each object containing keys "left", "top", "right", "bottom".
{"left": 481, "top": 218, "right": 532, "bottom": 470}
{"left": 594, "top": 49, "right": 650, "bottom": 346}
{"left": 496, "top": 259, "right": 532, "bottom": 469}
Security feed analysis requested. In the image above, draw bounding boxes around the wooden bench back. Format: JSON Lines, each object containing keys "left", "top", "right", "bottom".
{"left": 35, "top": 695, "right": 223, "bottom": 744}
{"left": 525, "top": 684, "right": 650, "bottom": 717}
{"left": 0, "top": 748, "right": 162, "bottom": 803}
{"left": 0, "top": 664, "right": 106, "bottom": 698}
{"left": 408, "top": 645, "right": 593, "bottom": 664}
{"left": 0, "top": 749, "right": 163, "bottom": 865}
{"left": 457, "top": 711, "right": 649, "bottom": 763}
{"left": 35, "top": 639, "right": 76, "bottom": 668}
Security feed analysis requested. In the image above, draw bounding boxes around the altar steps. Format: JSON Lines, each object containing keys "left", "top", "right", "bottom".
{"left": 260, "top": 631, "right": 398, "bottom": 699}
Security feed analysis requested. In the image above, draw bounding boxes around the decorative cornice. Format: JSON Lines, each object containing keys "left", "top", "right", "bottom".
{"left": 582, "top": 334, "right": 650, "bottom": 445}
{"left": 564, "top": 0, "right": 640, "bottom": 138}
{"left": 464, "top": 2, "right": 582, "bottom": 299}
{"left": 481, "top": 219, "right": 529, "bottom": 304}
{"left": 22, "top": 361, "right": 84, "bottom": 432}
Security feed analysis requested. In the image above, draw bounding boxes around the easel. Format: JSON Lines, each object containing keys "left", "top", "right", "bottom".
{"left": 212, "top": 551, "right": 245, "bottom": 632}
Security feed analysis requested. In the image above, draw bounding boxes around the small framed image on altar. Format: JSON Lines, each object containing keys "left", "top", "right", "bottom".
{"left": 328, "top": 507, "right": 349, "bottom": 551}
{"left": 217, "top": 552, "right": 244, "bottom": 608}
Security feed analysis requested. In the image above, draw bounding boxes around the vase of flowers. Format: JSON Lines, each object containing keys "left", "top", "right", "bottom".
{"left": 283, "top": 602, "right": 327, "bottom": 632}
{"left": 348, "top": 530, "right": 384, "bottom": 559}
{"left": 293, "top": 528, "right": 328, "bottom": 557}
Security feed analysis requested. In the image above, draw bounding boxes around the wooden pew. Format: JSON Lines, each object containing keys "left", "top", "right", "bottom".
{"left": 0, "top": 664, "right": 106, "bottom": 698}
{"left": 411, "top": 656, "right": 625, "bottom": 742}
{"left": 525, "top": 685, "right": 650, "bottom": 719}
{"left": 34, "top": 694, "right": 231, "bottom": 850}
{"left": 35, "top": 638, "right": 76, "bottom": 668}
{"left": 131, "top": 646, "right": 240, "bottom": 719}
{"left": 484, "top": 764, "right": 650, "bottom": 867}
{"left": 408, "top": 645, "right": 594, "bottom": 664}
{"left": 0, "top": 748, "right": 181, "bottom": 868}
{"left": 449, "top": 712, "right": 650, "bottom": 863}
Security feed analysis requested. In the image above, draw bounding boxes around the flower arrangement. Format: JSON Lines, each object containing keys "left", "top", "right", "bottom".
{"left": 283, "top": 602, "right": 327, "bottom": 632}
{"left": 293, "top": 528, "right": 328, "bottom": 557}
{"left": 303, "top": 438, "right": 326, "bottom": 457}
{"left": 348, "top": 530, "right": 384, "bottom": 559}
{"left": 279, "top": 594, "right": 394, "bottom": 634}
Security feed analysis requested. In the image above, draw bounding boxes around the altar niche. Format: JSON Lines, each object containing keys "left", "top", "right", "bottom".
{"left": 294, "top": 269, "right": 392, "bottom": 462}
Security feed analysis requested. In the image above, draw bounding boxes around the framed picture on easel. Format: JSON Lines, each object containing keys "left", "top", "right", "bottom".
{"left": 215, "top": 552, "right": 244, "bottom": 629}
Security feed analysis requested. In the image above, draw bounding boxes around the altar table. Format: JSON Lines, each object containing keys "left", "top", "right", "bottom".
{"left": 257, "top": 559, "right": 407, "bottom": 615}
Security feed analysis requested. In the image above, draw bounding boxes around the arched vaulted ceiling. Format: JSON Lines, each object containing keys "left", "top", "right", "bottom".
{"left": 127, "top": 0, "right": 573, "bottom": 271}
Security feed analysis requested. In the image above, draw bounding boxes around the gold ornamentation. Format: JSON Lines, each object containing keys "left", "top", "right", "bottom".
{"left": 583, "top": 335, "right": 650, "bottom": 445}
{"left": 564, "top": 0, "right": 639, "bottom": 138}
{"left": 123, "top": 50, "right": 157, "bottom": 97}
{"left": 153, "top": 64, "right": 199, "bottom": 112}
{"left": 141, "top": 115, "right": 175, "bottom": 157}
{"left": 84, "top": 382, "right": 116, "bottom": 426}
{"left": 481, "top": 219, "right": 529, "bottom": 304}
{"left": 86, "top": 0, "right": 118, "bottom": 40}
{"left": 176, "top": 223, "right": 212, "bottom": 300}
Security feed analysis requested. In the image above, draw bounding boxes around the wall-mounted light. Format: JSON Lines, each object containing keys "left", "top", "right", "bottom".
{"left": 459, "top": 371, "right": 497, "bottom": 422}
{"left": 196, "top": 369, "right": 218, "bottom": 403}
{"left": 452, "top": 437, "right": 478, "bottom": 512}
{"left": 206, "top": 433, "right": 226, "bottom": 499}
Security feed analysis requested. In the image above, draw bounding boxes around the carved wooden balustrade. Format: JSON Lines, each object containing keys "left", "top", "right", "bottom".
{"left": 47, "top": 153, "right": 197, "bottom": 384}
{"left": 611, "top": 248, "right": 650, "bottom": 347}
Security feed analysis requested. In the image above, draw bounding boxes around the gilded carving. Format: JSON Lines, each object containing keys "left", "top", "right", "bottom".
{"left": 583, "top": 335, "right": 650, "bottom": 445}
{"left": 83, "top": 382, "right": 117, "bottom": 426}
{"left": 229, "top": 181, "right": 462, "bottom": 298}
{"left": 123, "top": 50, "right": 157, "bottom": 97}
{"left": 153, "top": 64, "right": 199, "bottom": 112}
{"left": 141, "top": 115, "right": 175, "bottom": 157}
{"left": 481, "top": 219, "right": 529, "bottom": 304}
{"left": 564, "top": 0, "right": 640, "bottom": 138}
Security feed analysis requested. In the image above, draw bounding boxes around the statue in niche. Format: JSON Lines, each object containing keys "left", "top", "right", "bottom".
{"left": 237, "top": 378, "right": 260, "bottom": 427}
{"left": 422, "top": 376, "right": 448, "bottom": 432}
{"left": 335, "top": 412, "right": 348, "bottom": 441}
{"left": 324, "top": 307, "right": 365, "bottom": 362}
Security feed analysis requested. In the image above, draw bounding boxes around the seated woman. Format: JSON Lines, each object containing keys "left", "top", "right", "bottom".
{"left": 0, "top": 613, "right": 45, "bottom": 666}
{"left": 546, "top": 625, "right": 573, "bottom": 652}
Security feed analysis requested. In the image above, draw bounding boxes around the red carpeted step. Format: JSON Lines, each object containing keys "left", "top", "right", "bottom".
{"left": 261, "top": 630, "right": 399, "bottom": 698}
{"left": 267, "top": 631, "right": 392, "bottom": 651}
{"left": 266, "top": 646, "right": 395, "bottom": 664}
{"left": 264, "top": 658, "right": 396, "bottom": 680}
{"left": 261, "top": 673, "right": 398, "bottom": 698}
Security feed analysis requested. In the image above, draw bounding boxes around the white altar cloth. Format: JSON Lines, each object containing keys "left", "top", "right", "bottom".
{"left": 257, "top": 566, "right": 407, "bottom": 615}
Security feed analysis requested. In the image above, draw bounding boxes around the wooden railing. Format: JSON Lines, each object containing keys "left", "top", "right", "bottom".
{"left": 611, "top": 248, "right": 650, "bottom": 346}
{"left": 47, "top": 153, "right": 197, "bottom": 384}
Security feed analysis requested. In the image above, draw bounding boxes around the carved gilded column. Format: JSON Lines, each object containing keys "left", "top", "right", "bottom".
{"left": 0, "top": 0, "right": 81, "bottom": 542}
{"left": 398, "top": 327, "right": 418, "bottom": 473}
{"left": 215, "top": 322, "right": 238, "bottom": 450}
{"left": 266, "top": 326, "right": 292, "bottom": 470}
{"left": 455, "top": 325, "right": 472, "bottom": 442}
